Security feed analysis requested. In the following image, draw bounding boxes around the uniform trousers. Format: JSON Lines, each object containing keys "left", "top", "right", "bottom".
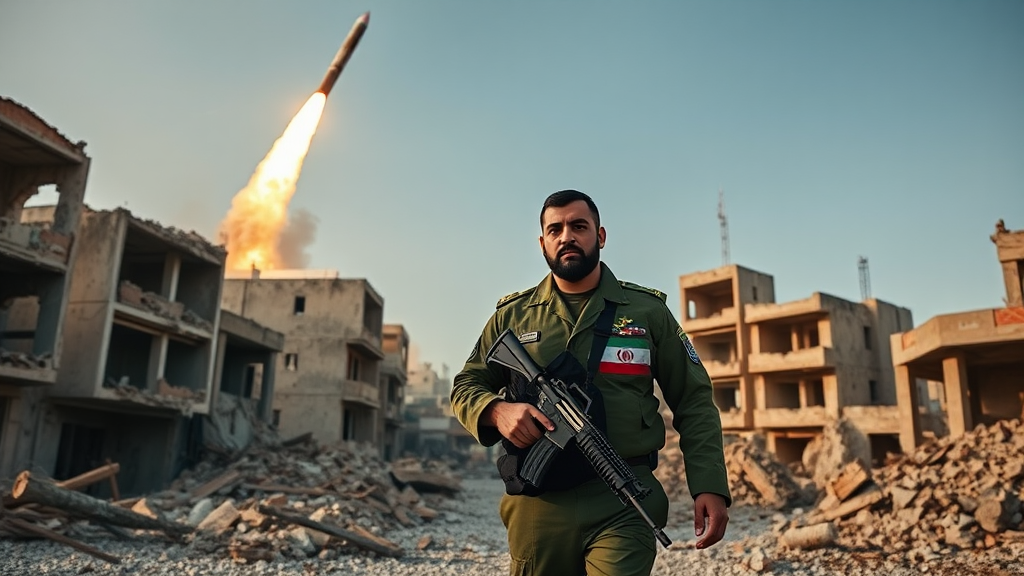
{"left": 498, "top": 465, "right": 669, "bottom": 576}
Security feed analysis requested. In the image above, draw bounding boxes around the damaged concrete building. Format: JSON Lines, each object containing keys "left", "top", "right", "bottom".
{"left": 221, "top": 270, "right": 389, "bottom": 454}
{"left": 679, "top": 265, "right": 912, "bottom": 464}
{"left": 0, "top": 97, "right": 89, "bottom": 481}
{"left": 893, "top": 220, "right": 1024, "bottom": 452}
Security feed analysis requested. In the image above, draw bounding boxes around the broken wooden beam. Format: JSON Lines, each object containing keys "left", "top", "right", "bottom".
{"left": 55, "top": 462, "right": 121, "bottom": 492}
{"left": 242, "top": 483, "right": 328, "bottom": 497}
{"left": 3, "top": 517, "right": 120, "bottom": 564}
{"left": 258, "top": 504, "right": 403, "bottom": 558}
{"left": 823, "top": 484, "right": 884, "bottom": 521}
{"left": 831, "top": 460, "right": 871, "bottom": 502}
{"left": 188, "top": 469, "right": 242, "bottom": 502}
{"left": 781, "top": 522, "right": 838, "bottom": 550}
{"left": 12, "top": 471, "right": 191, "bottom": 537}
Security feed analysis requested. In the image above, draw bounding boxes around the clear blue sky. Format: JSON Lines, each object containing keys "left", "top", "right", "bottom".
{"left": 3, "top": 1, "right": 1022, "bottom": 376}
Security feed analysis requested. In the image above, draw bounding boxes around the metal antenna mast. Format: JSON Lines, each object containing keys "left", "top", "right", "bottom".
{"left": 858, "top": 256, "right": 871, "bottom": 300}
{"left": 718, "top": 187, "right": 730, "bottom": 265}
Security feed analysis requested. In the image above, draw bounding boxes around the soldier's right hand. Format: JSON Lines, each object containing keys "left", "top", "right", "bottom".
{"left": 483, "top": 401, "right": 554, "bottom": 449}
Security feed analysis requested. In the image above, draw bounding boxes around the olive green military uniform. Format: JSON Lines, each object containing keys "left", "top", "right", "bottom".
{"left": 451, "top": 264, "right": 731, "bottom": 576}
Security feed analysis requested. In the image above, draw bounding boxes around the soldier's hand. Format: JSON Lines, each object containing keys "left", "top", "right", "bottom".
{"left": 482, "top": 401, "right": 554, "bottom": 449}
{"left": 693, "top": 492, "right": 729, "bottom": 549}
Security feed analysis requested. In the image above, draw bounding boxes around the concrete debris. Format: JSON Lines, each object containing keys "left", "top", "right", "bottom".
{"left": 1, "top": 437, "right": 462, "bottom": 565}
{"left": 789, "top": 418, "right": 1024, "bottom": 561}
{"left": 0, "top": 348, "right": 53, "bottom": 370}
{"left": 117, "top": 280, "right": 213, "bottom": 332}
{"left": 104, "top": 377, "right": 205, "bottom": 416}
{"left": 802, "top": 417, "right": 872, "bottom": 489}
{"left": 0, "top": 217, "right": 70, "bottom": 263}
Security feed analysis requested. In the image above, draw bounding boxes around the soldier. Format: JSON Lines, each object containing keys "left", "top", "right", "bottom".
{"left": 451, "top": 189, "right": 730, "bottom": 576}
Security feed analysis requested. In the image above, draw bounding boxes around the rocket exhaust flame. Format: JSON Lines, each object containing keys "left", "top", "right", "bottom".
{"left": 219, "top": 93, "right": 326, "bottom": 271}
{"left": 218, "top": 12, "right": 368, "bottom": 272}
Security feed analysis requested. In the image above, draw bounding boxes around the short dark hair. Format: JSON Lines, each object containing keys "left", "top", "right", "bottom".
{"left": 540, "top": 190, "right": 600, "bottom": 228}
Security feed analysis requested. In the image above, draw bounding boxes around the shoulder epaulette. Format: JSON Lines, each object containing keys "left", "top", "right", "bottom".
{"left": 619, "top": 281, "right": 667, "bottom": 303}
{"left": 496, "top": 288, "right": 534, "bottom": 308}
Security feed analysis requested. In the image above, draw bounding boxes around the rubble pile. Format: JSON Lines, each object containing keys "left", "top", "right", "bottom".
{"left": 0, "top": 438, "right": 462, "bottom": 565}
{"left": 656, "top": 430, "right": 812, "bottom": 509}
{"left": 791, "top": 419, "right": 1024, "bottom": 562}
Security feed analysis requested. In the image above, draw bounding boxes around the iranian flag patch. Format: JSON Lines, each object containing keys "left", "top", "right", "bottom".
{"left": 599, "top": 336, "right": 652, "bottom": 376}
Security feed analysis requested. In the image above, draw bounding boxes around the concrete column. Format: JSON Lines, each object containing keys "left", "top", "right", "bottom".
{"left": 259, "top": 352, "right": 278, "bottom": 423}
{"left": 162, "top": 253, "right": 181, "bottom": 301}
{"left": 147, "top": 334, "right": 169, "bottom": 390}
{"left": 823, "top": 373, "right": 841, "bottom": 418}
{"left": 740, "top": 374, "right": 755, "bottom": 428}
{"left": 942, "top": 352, "right": 973, "bottom": 438}
{"left": 798, "top": 378, "right": 809, "bottom": 408}
{"left": 895, "top": 364, "right": 922, "bottom": 453}
{"left": 1001, "top": 262, "right": 1023, "bottom": 308}
{"left": 210, "top": 332, "right": 228, "bottom": 407}
{"left": 790, "top": 326, "right": 800, "bottom": 351}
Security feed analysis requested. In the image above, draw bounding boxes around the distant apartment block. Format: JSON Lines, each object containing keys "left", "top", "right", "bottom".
{"left": 679, "top": 264, "right": 913, "bottom": 464}
{"left": 221, "top": 270, "right": 385, "bottom": 452}
{"left": 380, "top": 324, "right": 409, "bottom": 461}
{"left": 892, "top": 221, "right": 1024, "bottom": 452}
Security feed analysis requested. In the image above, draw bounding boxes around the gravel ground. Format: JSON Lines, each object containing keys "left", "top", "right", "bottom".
{"left": 2, "top": 473, "right": 1022, "bottom": 576}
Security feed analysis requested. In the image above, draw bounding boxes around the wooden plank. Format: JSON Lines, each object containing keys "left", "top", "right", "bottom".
{"left": 823, "top": 484, "right": 884, "bottom": 521}
{"left": 831, "top": 460, "right": 871, "bottom": 502}
{"left": 258, "top": 505, "right": 403, "bottom": 558}
{"left": 242, "top": 483, "right": 327, "bottom": 497}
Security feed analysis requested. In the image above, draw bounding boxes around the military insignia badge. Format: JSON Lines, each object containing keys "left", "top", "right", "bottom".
{"left": 677, "top": 326, "right": 701, "bottom": 364}
{"left": 612, "top": 316, "right": 647, "bottom": 337}
{"left": 518, "top": 331, "right": 540, "bottom": 344}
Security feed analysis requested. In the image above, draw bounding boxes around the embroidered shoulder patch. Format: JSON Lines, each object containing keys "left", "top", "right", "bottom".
{"left": 496, "top": 288, "right": 534, "bottom": 308}
{"left": 677, "top": 326, "right": 701, "bottom": 364}
{"left": 619, "top": 281, "right": 667, "bottom": 303}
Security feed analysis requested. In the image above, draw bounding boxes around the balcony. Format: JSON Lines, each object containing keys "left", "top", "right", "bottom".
{"left": 343, "top": 379, "right": 380, "bottom": 409}
{"left": 348, "top": 327, "right": 383, "bottom": 360}
{"left": 745, "top": 294, "right": 828, "bottom": 324}
{"left": 0, "top": 363, "right": 57, "bottom": 386}
{"left": 842, "top": 405, "right": 900, "bottom": 435}
{"left": 682, "top": 307, "right": 738, "bottom": 333}
{"left": 113, "top": 303, "right": 213, "bottom": 343}
{"left": 754, "top": 406, "right": 827, "bottom": 429}
{"left": 703, "top": 360, "right": 740, "bottom": 379}
{"left": 748, "top": 346, "right": 836, "bottom": 374}
{"left": 719, "top": 409, "right": 747, "bottom": 430}
{"left": 0, "top": 220, "right": 71, "bottom": 273}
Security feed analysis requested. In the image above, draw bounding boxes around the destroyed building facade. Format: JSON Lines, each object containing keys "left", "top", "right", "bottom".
{"left": 0, "top": 97, "right": 89, "bottom": 479}
{"left": 679, "top": 264, "right": 912, "bottom": 464}
{"left": 221, "top": 271, "right": 387, "bottom": 452}
{"left": 892, "top": 221, "right": 1024, "bottom": 451}
{"left": 380, "top": 323, "right": 408, "bottom": 461}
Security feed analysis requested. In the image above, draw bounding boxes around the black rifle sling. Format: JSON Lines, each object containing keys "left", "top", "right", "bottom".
{"left": 587, "top": 300, "right": 618, "bottom": 386}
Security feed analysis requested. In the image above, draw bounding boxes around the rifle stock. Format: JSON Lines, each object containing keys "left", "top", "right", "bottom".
{"left": 485, "top": 329, "right": 673, "bottom": 548}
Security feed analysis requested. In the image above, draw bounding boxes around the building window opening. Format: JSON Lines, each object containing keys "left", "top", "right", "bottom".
{"left": 272, "top": 409, "right": 281, "bottom": 427}
{"left": 752, "top": 286, "right": 758, "bottom": 302}
{"left": 806, "top": 379, "right": 825, "bottom": 406}
{"left": 285, "top": 353, "right": 299, "bottom": 371}
{"left": 713, "top": 382, "right": 740, "bottom": 411}
{"left": 869, "top": 380, "right": 879, "bottom": 403}
{"left": 687, "top": 300, "right": 696, "bottom": 320}
{"left": 863, "top": 326, "right": 872, "bottom": 350}
{"left": 348, "top": 356, "right": 361, "bottom": 381}
{"left": 293, "top": 296, "right": 305, "bottom": 315}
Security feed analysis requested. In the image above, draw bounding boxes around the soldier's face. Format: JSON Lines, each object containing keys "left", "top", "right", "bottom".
{"left": 539, "top": 200, "right": 606, "bottom": 283}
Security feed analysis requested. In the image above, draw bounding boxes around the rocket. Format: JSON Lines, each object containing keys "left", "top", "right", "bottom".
{"left": 317, "top": 12, "right": 370, "bottom": 96}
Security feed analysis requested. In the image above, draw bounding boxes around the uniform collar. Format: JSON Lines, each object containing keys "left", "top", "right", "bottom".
{"left": 527, "top": 262, "right": 629, "bottom": 308}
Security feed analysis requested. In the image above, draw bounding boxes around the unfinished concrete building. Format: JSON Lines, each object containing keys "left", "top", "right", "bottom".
{"left": 893, "top": 221, "right": 1024, "bottom": 452}
{"left": 221, "top": 270, "right": 385, "bottom": 452}
{"left": 0, "top": 97, "right": 89, "bottom": 480}
{"left": 680, "top": 264, "right": 913, "bottom": 464}
{"left": 379, "top": 324, "right": 408, "bottom": 461}
{"left": 20, "top": 207, "right": 226, "bottom": 494}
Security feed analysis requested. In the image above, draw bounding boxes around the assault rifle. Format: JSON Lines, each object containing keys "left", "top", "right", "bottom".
{"left": 486, "top": 329, "right": 673, "bottom": 548}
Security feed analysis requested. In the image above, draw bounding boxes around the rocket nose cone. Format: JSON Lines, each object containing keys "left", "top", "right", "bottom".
{"left": 358, "top": 12, "right": 369, "bottom": 25}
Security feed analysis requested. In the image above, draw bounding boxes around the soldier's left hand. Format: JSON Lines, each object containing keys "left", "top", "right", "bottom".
{"left": 693, "top": 492, "right": 729, "bottom": 549}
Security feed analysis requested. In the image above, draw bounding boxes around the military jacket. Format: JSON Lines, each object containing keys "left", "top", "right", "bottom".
{"left": 451, "top": 263, "right": 731, "bottom": 504}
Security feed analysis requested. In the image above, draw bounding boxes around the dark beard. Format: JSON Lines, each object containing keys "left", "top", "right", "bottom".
{"left": 545, "top": 241, "right": 600, "bottom": 283}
